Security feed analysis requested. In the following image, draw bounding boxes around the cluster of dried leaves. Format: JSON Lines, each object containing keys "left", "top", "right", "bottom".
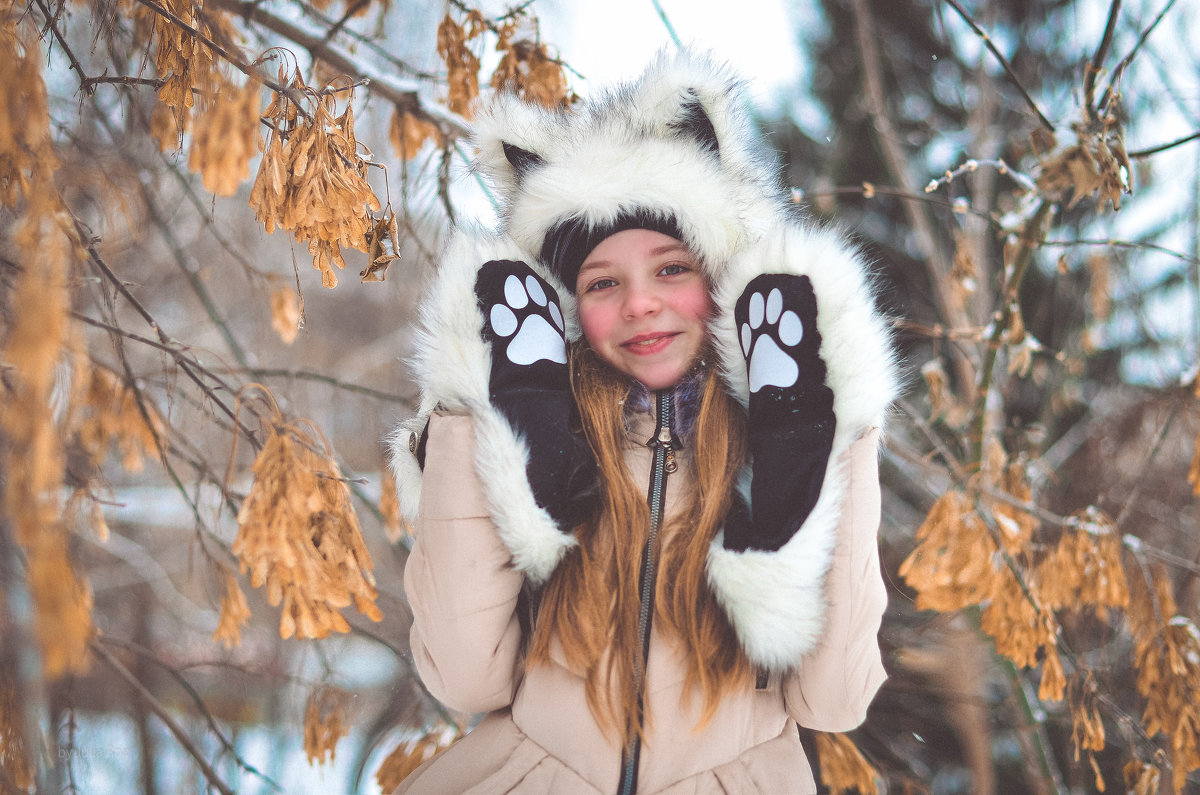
{"left": 188, "top": 78, "right": 262, "bottom": 196}
{"left": 229, "top": 393, "right": 381, "bottom": 642}
{"left": 0, "top": 8, "right": 57, "bottom": 203}
{"left": 900, "top": 427, "right": 1200, "bottom": 787}
{"left": 1128, "top": 566, "right": 1200, "bottom": 791}
{"left": 435, "top": 8, "right": 574, "bottom": 121}
{"left": 211, "top": 568, "right": 252, "bottom": 649}
{"left": 303, "top": 685, "right": 351, "bottom": 766}
{"left": 815, "top": 732, "right": 879, "bottom": 795}
{"left": 268, "top": 280, "right": 303, "bottom": 344}
{"left": 374, "top": 725, "right": 459, "bottom": 792}
{"left": 142, "top": 0, "right": 225, "bottom": 127}
{"left": 386, "top": 7, "right": 578, "bottom": 173}
{"left": 389, "top": 109, "right": 441, "bottom": 161}
{"left": 249, "top": 72, "right": 384, "bottom": 288}
{"left": 1034, "top": 112, "right": 1132, "bottom": 210}
{"left": 378, "top": 468, "right": 408, "bottom": 542}
{"left": 76, "top": 366, "right": 168, "bottom": 474}
{"left": 0, "top": 10, "right": 95, "bottom": 683}
{"left": 0, "top": 675, "right": 33, "bottom": 790}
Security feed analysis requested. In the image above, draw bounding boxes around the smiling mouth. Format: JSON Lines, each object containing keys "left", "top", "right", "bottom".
{"left": 622, "top": 332, "right": 678, "bottom": 352}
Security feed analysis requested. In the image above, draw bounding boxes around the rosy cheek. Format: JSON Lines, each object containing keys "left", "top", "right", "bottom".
{"left": 678, "top": 287, "right": 714, "bottom": 323}
{"left": 577, "top": 301, "right": 610, "bottom": 350}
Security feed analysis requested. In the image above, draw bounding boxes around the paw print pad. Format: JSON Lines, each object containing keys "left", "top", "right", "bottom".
{"left": 488, "top": 273, "right": 566, "bottom": 366}
{"left": 740, "top": 287, "right": 804, "bottom": 393}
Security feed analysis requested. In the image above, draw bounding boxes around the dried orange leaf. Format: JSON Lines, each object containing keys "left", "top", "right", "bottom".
{"left": 814, "top": 732, "right": 878, "bottom": 795}
{"left": 269, "top": 285, "right": 302, "bottom": 344}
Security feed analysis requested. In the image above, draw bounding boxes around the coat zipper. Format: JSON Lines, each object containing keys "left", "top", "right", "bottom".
{"left": 617, "top": 389, "right": 676, "bottom": 795}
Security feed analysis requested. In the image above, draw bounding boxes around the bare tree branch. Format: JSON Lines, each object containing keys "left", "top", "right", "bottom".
{"left": 1084, "top": 0, "right": 1122, "bottom": 120}
{"left": 941, "top": 0, "right": 1056, "bottom": 132}
{"left": 97, "top": 637, "right": 285, "bottom": 792}
{"left": 1128, "top": 128, "right": 1200, "bottom": 159}
{"left": 90, "top": 640, "right": 235, "bottom": 795}
{"left": 208, "top": 0, "right": 471, "bottom": 139}
{"left": 1097, "top": 0, "right": 1179, "bottom": 115}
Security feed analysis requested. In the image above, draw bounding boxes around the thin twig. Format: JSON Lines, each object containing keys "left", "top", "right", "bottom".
{"left": 895, "top": 398, "right": 969, "bottom": 484}
{"left": 797, "top": 182, "right": 997, "bottom": 223}
{"left": 649, "top": 0, "right": 683, "bottom": 50}
{"left": 210, "top": 0, "right": 468, "bottom": 137}
{"left": 71, "top": 309, "right": 256, "bottom": 442}
{"left": 1113, "top": 400, "right": 1182, "bottom": 527}
{"left": 1128, "top": 129, "right": 1200, "bottom": 159}
{"left": 214, "top": 367, "right": 413, "bottom": 405}
{"left": 1042, "top": 237, "right": 1199, "bottom": 264}
{"left": 319, "top": 0, "right": 371, "bottom": 50}
{"left": 131, "top": 0, "right": 293, "bottom": 102}
{"left": 80, "top": 75, "right": 167, "bottom": 93}
{"left": 968, "top": 199, "right": 1053, "bottom": 466}
{"left": 291, "top": 0, "right": 440, "bottom": 81}
{"left": 32, "top": 0, "right": 88, "bottom": 90}
{"left": 941, "top": 0, "right": 1055, "bottom": 132}
{"left": 1084, "top": 0, "right": 1122, "bottom": 121}
{"left": 97, "top": 637, "right": 285, "bottom": 792}
{"left": 90, "top": 641, "right": 235, "bottom": 795}
{"left": 851, "top": 0, "right": 966, "bottom": 388}
{"left": 1096, "top": 0, "right": 1178, "bottom": 115}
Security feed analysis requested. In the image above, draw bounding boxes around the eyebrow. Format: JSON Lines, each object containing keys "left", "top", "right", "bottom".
{"left": 578, "top": 243, "right": 692, "bottom": 273}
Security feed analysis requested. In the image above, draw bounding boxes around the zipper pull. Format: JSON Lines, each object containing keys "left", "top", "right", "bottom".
{"left": 649, "top": 391, "right": 678, "bottom": 474}
{"left": 658, "top": 425, "right": 678, "bottom": 473}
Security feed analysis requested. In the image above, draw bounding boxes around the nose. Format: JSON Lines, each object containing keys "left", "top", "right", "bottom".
{"left": 621, "top": 285, "right": 661, "bottom": 319}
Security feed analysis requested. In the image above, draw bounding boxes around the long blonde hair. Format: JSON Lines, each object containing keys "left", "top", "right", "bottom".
{"left": 526, "top": 341, "right": 752, "bottom": 747}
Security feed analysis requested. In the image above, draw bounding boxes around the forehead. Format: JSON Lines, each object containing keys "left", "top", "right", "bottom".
{"left": 580, "top": 229, "right": 692, "bottom": 268}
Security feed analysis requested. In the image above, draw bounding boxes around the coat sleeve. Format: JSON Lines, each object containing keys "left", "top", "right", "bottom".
{"left": 706, "top": 221, "right": 898, "bottom": 671}
{"left": 404, "top": 411, "right": 526, "bottom": 714}
{"left": 388, "top": 224, "right": 577, "bottom": 585}
{"left": 782, "top": 427, "right": 888, "bottom": 731}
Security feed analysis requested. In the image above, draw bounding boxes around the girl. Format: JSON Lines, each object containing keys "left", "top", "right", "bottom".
{"left": 391, "top": 50, "right": 897, "bottom": 794}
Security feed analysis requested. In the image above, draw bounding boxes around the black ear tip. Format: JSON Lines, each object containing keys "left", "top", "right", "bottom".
{"left": 671, "top": 92, "right": 720, "bottom": 157}
{"left": 502, "top": 142, "right": 545, "bottom": 176}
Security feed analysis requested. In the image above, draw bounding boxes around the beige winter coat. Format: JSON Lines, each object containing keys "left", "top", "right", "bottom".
{"left": 399, "top": 408, "right": 887, "bottom": 794}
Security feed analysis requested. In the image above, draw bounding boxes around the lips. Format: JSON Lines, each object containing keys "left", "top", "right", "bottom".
{"left": 621, "top": 331, "right": 679, "bottom": 355}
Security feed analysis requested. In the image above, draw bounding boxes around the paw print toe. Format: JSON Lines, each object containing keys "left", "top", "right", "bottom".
{"left": 490, "top": 303, "right": 518, "bottom": 337}
{"left": 524, "top": 275, "right": 547, "bottom": 306}
{"left": 503, "top": 274, "right": 529, "bottom": 309}
{"left": 778, "top": 309, "right": 803, "bottom": 347}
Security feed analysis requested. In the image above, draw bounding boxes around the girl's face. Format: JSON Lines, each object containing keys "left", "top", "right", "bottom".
{"left": 575, "top": 229, "right": 712, "bottom": 391}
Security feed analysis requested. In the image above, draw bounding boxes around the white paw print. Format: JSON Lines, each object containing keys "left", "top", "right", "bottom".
{"left": 740, "top": 287, "right": 803, "bottom": 393}
{"left": 489, "top": 273, "right": 566, "bottom": 365}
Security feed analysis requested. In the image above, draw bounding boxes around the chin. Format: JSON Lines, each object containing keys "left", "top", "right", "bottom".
{"left": 631, "top": 367, "right": 688, "bottom": 391}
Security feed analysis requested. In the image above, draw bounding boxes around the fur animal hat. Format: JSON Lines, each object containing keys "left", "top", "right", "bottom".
{"left": 471, "top": 48, "right": 784, "bottom": 292}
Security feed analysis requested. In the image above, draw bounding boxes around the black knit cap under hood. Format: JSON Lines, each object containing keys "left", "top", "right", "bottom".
{"left": 540, "top": 208, "right": 684, "bottom": 291}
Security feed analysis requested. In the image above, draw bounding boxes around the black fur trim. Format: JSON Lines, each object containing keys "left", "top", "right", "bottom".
{"left": 502, "top": 142, "right": 545, "bottom": 178}
{"left": 670, "top": 91, "right": 720, "bottom": 157}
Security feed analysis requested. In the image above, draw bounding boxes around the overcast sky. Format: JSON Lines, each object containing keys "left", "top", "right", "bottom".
{"left": 535, "top": 0, "right": 805, "bottom": 108}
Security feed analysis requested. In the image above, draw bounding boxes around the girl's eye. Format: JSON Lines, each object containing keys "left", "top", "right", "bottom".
{"left": 586, "top": 277, "right": 617, "bottom": 292}
{"left": 659, "top": 262, "right": 691, "bottom": 276}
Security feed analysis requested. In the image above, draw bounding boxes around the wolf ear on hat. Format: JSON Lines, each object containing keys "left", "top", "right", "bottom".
{"left": 670, "top": 90, "right": 720, "bottom": 157}
{"left": 473, "top": 93, "right": 569, "bottom": 192}
{"left": 502, "top": 142, "right": 545, "bottom": 179}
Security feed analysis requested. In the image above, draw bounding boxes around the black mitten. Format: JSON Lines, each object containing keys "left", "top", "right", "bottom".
{"left": 474, "top": 260, "right": 599, "bottom": 531}
{"left": 723, "top": 273, "right": 836, "bottom": 552}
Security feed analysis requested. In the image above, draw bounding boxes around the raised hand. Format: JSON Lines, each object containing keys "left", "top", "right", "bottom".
{"left": 474, "top": 260, "right": 598, "bottom": 532}
{"left": 724, "top": 273, "right": 835, "bottom": 552}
